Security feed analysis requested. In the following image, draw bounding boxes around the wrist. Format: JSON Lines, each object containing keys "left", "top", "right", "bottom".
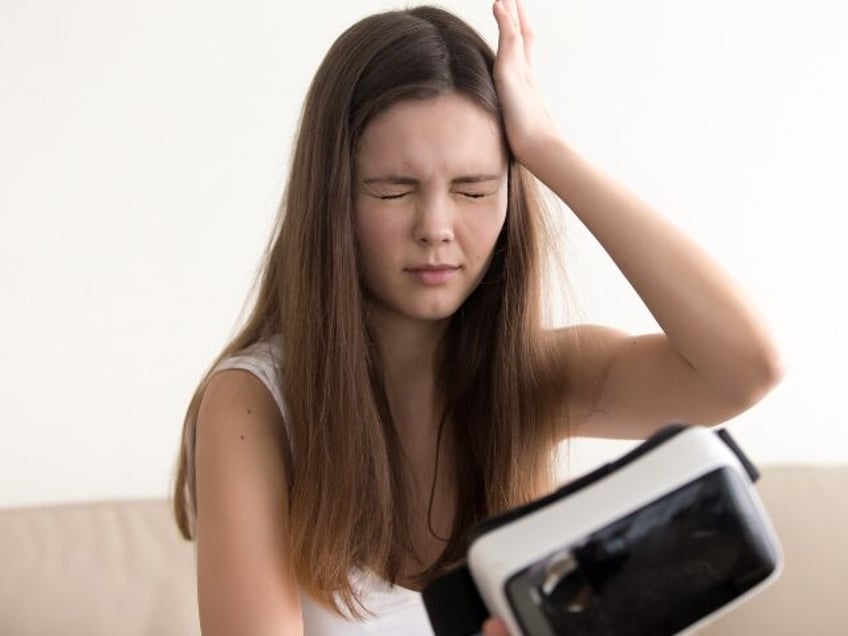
{"left": 512, "top": 132, "right": 570, "bottom": 180}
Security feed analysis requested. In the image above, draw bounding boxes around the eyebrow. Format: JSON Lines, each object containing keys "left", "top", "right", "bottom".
{"left": 361, "top": 174, "right": 504, "bottom": 186}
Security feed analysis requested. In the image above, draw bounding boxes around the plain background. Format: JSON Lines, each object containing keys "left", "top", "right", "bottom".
{"left": 1, "top": 0, "right": 846, "bottom": 508}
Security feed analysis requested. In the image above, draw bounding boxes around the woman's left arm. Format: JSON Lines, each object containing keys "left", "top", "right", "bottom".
{"left": 493, "top": 0, "right": 784, "bottom": 438}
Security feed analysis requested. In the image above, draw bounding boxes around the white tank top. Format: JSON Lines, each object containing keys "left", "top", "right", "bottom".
{"left": 213, "top": 340, "right": 436, "bottom": 635}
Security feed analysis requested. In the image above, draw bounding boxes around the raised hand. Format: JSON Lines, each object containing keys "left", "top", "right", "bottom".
{"left": 491, "top": 0, "right": 559, "bottom": 168}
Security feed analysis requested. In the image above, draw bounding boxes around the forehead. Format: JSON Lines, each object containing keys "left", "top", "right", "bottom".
{"left": 355, "top": 93, "right": 507, "bottom": 174}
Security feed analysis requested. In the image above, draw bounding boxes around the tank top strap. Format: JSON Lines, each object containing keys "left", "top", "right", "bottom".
{"left": 212, "top": 338, "right": 291, "bottom": 434}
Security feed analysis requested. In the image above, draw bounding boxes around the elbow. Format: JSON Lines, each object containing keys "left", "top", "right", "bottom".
{"left": 730, "top": 340, "right": 786, "bottom": 411}
{"left": 753, "top": 336, "right": 786, "bottom": 396}
{"left": 763, "top": 342, "right": 786, "bottom": 390}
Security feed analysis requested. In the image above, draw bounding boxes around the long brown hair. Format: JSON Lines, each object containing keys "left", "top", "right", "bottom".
{"left": 173, "top": 5, "right": 569, "bottom": 616}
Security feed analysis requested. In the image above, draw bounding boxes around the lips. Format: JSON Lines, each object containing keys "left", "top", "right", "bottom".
{"left": 405, "top": 264, "right": 460, "bottom": 286}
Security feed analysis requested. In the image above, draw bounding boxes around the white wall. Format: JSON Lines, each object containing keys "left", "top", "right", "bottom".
{"left": 1, "top": 0, "right": 846, "bottom": 508}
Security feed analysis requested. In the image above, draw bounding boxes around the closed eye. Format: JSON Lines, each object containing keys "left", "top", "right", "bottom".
{"left": 375, "top": 191, "right": 490, "bottom": 200}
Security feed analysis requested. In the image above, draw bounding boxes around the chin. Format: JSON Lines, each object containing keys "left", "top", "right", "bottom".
{"left": 368, "top": 290, "right": 469, "bottom": 326}
{"left": 397, "top": 298, "right": 465, "bottom": 324}
{"left": 407, "top": 306, "right": 459, "bottom": 323}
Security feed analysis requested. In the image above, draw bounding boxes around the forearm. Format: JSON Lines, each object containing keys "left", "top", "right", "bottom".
{"left": 525, "top": 135, "right": 783, "bottom": 400}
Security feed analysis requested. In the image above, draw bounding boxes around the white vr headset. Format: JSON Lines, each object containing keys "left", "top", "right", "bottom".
{"left": 422, "top": 424, "right": 783, "bottom": 636}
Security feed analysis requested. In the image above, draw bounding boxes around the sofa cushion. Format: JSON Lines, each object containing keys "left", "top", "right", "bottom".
{"left": 1, "top": 466, "right": 846, "bottom": 635}
{"left": 0, "top": 499, "right": 199, "bottom": 636}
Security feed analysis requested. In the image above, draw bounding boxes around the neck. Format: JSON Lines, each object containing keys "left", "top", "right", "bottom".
{"left": 368, "top": 310, "right": 448, "bottom": 437}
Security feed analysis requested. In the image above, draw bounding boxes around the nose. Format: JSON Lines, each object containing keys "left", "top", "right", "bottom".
{"left": 413, "top": 194, "right": 454, "bottom": 245}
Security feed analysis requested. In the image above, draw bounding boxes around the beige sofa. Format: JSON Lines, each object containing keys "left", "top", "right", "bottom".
{"left": 1, "top": 465, "right": 846, "bottom": 635}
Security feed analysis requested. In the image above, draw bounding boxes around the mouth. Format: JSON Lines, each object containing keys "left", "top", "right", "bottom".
{"left": 404, "top": 264, "right": 461, "bottom": 286}
{"left": 406, "top": 264, "right": 460, "bottom": 272}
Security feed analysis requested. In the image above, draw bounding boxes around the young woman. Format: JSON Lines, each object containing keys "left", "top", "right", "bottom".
{"left": 172, "top": 1, "right": 782, "bottom": 634}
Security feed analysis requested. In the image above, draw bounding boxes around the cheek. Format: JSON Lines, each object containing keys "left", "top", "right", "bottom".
{"left": 464, "top": 201, "right": 508, "bottom": 259}
{"left": 355, "top": 205, "right": 390, "bottom": 252}
{"left": 354, "top": 205, "right": 407, "bottom": 275}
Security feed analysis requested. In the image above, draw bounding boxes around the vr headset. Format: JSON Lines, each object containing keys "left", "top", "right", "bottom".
{"left": 422, "top": 424, "right": 782, "bottom": 636}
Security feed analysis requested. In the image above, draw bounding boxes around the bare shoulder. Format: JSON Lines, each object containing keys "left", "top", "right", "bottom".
{"left": 194, "top": 369, "right": 302, "bottom": 635}
{"left": 197, "top": 368, "right": 288, "bottom": 450}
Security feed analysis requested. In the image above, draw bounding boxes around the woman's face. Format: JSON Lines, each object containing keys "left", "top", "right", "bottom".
{"left": 354, "top": 93, "right": 509, "bottom": 329}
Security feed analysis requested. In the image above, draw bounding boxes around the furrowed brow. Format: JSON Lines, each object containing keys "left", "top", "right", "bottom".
{"left": 451, "top": 174, "right": 503, "bottom": 185}
{"left": 361, "top": 175, "right": 418, "bottom": 185}
{"left": 361, "top": 173, "right": 502, "bottom": 185}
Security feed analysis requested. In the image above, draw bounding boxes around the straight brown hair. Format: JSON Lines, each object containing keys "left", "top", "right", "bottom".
{"left": 173, "top": 5, "right": 569, "bottom": 617}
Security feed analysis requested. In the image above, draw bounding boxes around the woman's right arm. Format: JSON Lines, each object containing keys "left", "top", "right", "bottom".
{"left": 194, "top": 369, "right": 303, "bottom": 636}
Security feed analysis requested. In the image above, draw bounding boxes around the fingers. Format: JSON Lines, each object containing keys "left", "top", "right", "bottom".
{"left": 502, "top": 0, "right": 520, "bottom": 29}
{"left": 482, "top": 617, "right": 511, "bottom": 636}
{"left": 493, "top": 0, "right": 518, "bottom": 37}
{"left": 493, "top": 0, "right": 534, "bottom": 65}
{"left": 515, "top": 0, "right": 535, "bottom": 64}
{"left": 492, "top": 0, "right": 515, "bottom": 56}
{"left": 492, "top": 0, "right": 518, "bottom": 68}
